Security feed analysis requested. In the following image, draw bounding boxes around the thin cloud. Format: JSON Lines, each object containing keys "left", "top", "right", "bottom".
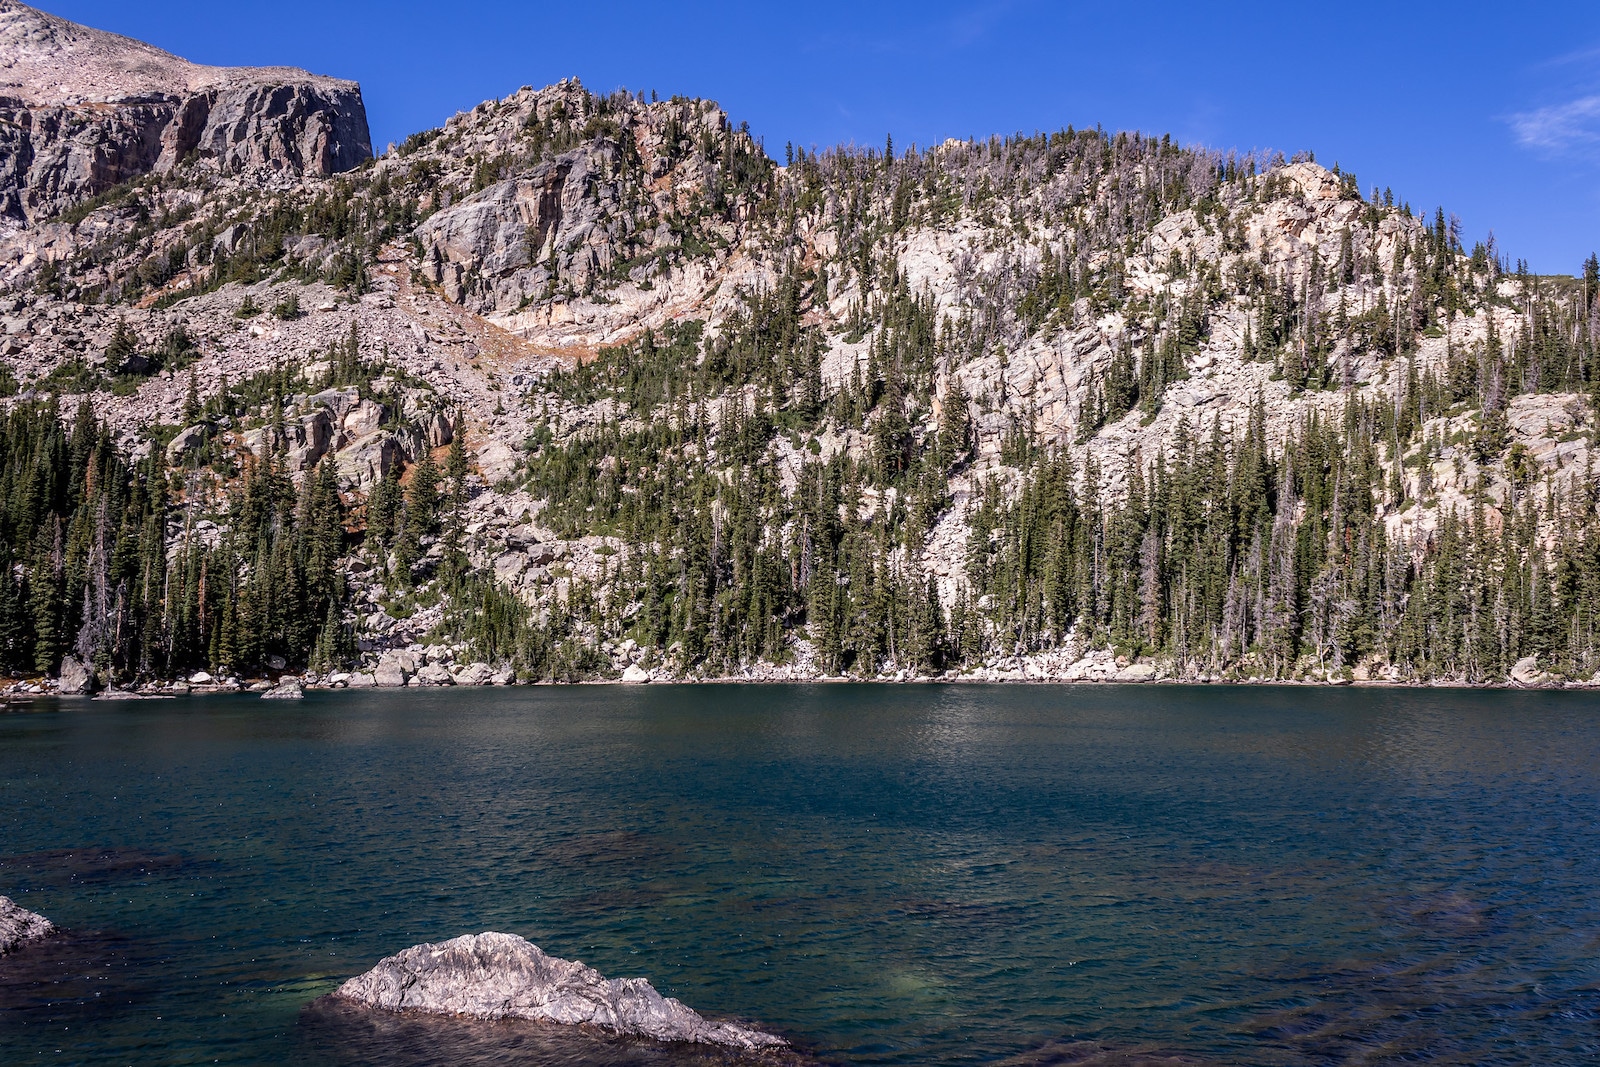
{"left": 1509, "top": 95, "right": 1600, "bottom": 152}
{"left": 1533, "top": 42, "right": 1600, "bottom": 71}
{"left": 797, "top": 0, "right": 1028, "bottom": 58}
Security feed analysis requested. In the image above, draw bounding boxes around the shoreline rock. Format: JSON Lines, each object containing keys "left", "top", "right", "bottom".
{"left": 0, "top": 896, "right": 55, "bottom": 956}
{"left": 57, "top": 655, "right": 94, "bottom": 695}
{"left": 261, "top": 677, "right": 305, "bottom": 700}
{"left": 333, "top": 932, "right": 786, "bottom": 1051}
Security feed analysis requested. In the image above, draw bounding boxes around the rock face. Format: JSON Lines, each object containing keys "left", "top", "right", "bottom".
{"left": 411, "top": 82, "right": 764, "bottom": 346}
{"left": 0, "top": 0, "right": 371, "bottom": 220}
{"left": 334, "top": 932, "right": 785, "bottom": 1051}
{"left": 0, "top": 895, "right": 53, "bottom": 955}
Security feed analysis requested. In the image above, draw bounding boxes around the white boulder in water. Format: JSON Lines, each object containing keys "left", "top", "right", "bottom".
{"left": 333, "top": 931, "right": 785, "bottom": 1050}
{"left": 0, "top": 896, "right": 54, "bottom": 955}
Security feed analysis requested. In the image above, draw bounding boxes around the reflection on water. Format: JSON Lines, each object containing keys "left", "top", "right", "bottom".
{"left": 0, "top": 927, "right": 158, "bottom": 1022}
{"left": 0, "top": 845, "right": 193, "bottom": 885}
{"left": 298, "top": 997, "right": 823, "bottom": 1067}
{"left": 994, "top": 1040, "right": 1214, "bottom": 1065}
{"left": 1, "top": 684, "right": 1599, "bottom": 1065}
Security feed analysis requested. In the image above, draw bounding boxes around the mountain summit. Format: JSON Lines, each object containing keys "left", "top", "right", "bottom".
{"left": 0, "top": 0, "right": 370, "bottom": 220}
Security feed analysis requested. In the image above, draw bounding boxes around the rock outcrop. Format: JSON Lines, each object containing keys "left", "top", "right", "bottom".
{"left": 409, "top": 82, "right": 765, "bottom": 348}
{"left": 0, "top": 0, "right": 371, "bottom": 220}
{"left": 334, "top": 932, "right": 786, "bottom": 1050}
{"left": 0, "top": 895, "right": 53, "bottom": 955}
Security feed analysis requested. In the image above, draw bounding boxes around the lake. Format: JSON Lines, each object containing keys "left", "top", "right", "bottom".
{"left": 1, "top": 684, "right": 1598, "bottom": 1065}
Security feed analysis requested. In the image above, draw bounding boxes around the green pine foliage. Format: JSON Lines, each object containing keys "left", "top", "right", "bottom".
{"left": 0, "top": 399, "right": 353, "bottom": 683}
{"left": 502, "top": 219, "right": 1600, "bottom": 681}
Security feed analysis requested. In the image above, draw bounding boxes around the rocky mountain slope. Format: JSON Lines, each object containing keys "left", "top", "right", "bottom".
{"left": 1, "top": 7, "right": 1598, "bottom": 693}
{"left": 0, "top": 0, "right": 370, "bottom": 223}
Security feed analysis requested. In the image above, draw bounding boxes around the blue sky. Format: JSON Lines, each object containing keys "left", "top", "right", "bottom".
{"left": 43, "top": 1, "right": 1600, "bottom": 274}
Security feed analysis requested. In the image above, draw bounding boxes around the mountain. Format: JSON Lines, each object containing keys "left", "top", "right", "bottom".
{"left": 0, "top": 0, "right": 370, "bottom": 222}
{"left": 0, "top": 7, "right": 1598, "bottom": 693}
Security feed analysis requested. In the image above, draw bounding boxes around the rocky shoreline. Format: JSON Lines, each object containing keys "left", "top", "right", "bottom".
{"left": 1, "top": 649, "right": 1587, "bottom": 699}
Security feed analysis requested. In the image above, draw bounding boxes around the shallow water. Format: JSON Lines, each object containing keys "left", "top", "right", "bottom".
{"left": 1, "top": 684, "right": 1598, "bottom": 1065}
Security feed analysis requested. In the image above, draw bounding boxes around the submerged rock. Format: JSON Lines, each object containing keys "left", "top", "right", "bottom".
{"left": 0, "top": 896, "right": 54, "bottom": 956}
{"left": 333, "top": 932, "right": 785, "bottom": 1050}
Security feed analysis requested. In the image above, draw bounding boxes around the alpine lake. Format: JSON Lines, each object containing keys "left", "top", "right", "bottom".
{"left": 2, "top": 684, "right": 1598, "bottom": 1065}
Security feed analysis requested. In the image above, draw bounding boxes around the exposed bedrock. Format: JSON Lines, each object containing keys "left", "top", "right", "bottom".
{"left": 0, "top": 894, "right": 54, "bottom": 955}
{"left": 333, "top": 931, "right": 786, "bottom": 1051}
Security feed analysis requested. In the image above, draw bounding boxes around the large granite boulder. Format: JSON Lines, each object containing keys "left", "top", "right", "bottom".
{"left": 452, "top": 662, "right": 493, "bottom": 686}
{"left": 373, "top": 650, "right": 412, "bottom": 687}
{"left": 261, "top": 677, "right": 304, "bottom": 700}
{"left": 165, "top": 424, "right": 208, "bottom": 464}
{"left": 333, "top": 932, "right": 785, "bottom": 1050}
{"left": 0, "top": 896, "right": 54, "bottom": 955}
{"left": 57, "top": 654, "right": 93, "bottom": 694}
{"left": 411, "top": 662, "right": 454, "bottom": 686}
{"left": 334, "top": 431, "right": 403, "bottom": 490}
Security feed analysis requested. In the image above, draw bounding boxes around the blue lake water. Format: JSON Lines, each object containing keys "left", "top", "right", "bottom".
{"left": 1, "top": 684, "right": 1599, "bottom": 1065}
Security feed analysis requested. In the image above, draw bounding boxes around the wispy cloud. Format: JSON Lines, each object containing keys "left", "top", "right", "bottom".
{"left": 798, "top": 0, "right": 1028, "bottom": 58}
{"left": 1509, "top": 95, "right": 1600, "bottom": 152}
{"left": 1533, "top": 42, "right": 1600, "bottom": 72}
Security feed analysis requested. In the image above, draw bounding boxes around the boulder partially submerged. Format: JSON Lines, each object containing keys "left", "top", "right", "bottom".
{"left": 261, "top": 677, "right": 305, "bottom": 700}
{"left": 0, "top": 896, "right": 54, "bottom": 955}
{"left": 333, "top": 932, "right": 785, "bottom": 1051}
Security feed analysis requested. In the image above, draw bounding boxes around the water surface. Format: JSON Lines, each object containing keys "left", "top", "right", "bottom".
{"left": 2, "top": 684, "right": 1598, "bottom": 1065}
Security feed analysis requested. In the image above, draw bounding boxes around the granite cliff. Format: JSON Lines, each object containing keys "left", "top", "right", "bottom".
{"left": 0, "top": 0, "right": 370, "bottom": 222}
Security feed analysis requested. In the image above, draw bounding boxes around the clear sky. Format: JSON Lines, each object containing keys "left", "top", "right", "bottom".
{"left": 39, "top": 1, "right": 1600, "bottom": 275}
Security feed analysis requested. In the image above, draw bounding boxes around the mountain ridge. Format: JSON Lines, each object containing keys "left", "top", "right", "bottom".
{"left": 0, "top": 13, "right": 1597, "bottom": 693}
{"left": 0, "top": 0, "right": 358, "bottom": 104}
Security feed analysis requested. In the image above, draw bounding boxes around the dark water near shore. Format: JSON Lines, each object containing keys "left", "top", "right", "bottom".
{"left": 2, "top": 685, "right": 1599, "bottom": 1066}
